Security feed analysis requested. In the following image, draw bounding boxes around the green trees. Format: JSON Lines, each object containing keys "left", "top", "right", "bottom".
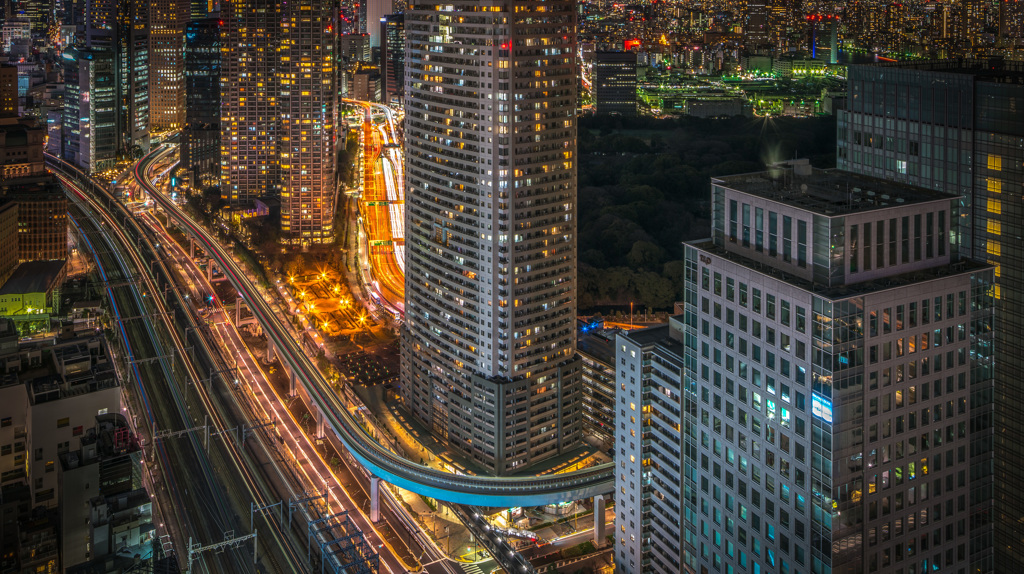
{"left": 576, "top": 114, "right": 837, "bottom": 311}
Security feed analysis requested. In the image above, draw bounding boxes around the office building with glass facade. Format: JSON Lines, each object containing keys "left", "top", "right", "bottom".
{"left": 838, "top": 59, "right": 1023, "bottom": 572}
{"left": 616, "top": 161, "right": 994, "bottom": 574}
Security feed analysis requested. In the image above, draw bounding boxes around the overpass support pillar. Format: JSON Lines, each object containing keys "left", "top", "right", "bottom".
{"left": 369, "top": 477, "right": 381, "bottom": 523}
{"left": 207, "top": 261, "right": 214, "bottom": 283}
{"left": 594, "top": 494, "right": 607, "bottom": 545}
{"left": 267, "top": 340, "right": 276, "bottom": 364}
{"left": 189, "top": 237, "right": 195, "bottom": 258}
{"left": 315, "top": 407, "right": 325, "bottom": 438}
{"left": 289, "top": 369, "right": 297, "bottom": 397}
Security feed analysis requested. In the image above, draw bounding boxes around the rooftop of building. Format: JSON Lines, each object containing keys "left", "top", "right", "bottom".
{"left": 59, "top": 413, "right": 140, "bottom": 472}
{"left": 0, "top": 260, "right": 66, "bottom": 295}
{"left": 713, "top": 162, "right": 953, "bottom": 217}
{"left": 618, "top": 318, "right": 687, "bottom": 358}
{"left": 862, "top": 57, "right": 1024, "bottom": 84}
{"left": 0, "top": 115, "right": 42, "bottom": 138}
{"left": 690, "top": 238, "right": 992, "bottom": 299}
{"left": 0, "top": 172, "right": 62, "bottom": 195}
{"left": 577, "top": 325, "right": 623, "bottom": 365}
{"left": 620, "top": 323, "right": 671, "bottom": 346}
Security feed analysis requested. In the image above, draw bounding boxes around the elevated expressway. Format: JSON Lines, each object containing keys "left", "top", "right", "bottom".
{"left": 56, "top": 163, "right": 310, "bottom": 573}
{"left": 135, "top": 145, "right": 615, "bottom": 507}
{"left": 345, "top": 99, "right": 405, "bottom": 313}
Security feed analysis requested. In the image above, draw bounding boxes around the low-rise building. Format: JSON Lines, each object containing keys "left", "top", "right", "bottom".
{"left": 578, "top": 323, "right": 619, "bottom": 448}
{"left": 0, "top": 259, "right": 67, "bottom": 318}
{"left": 59, "top": 413, "right": 145, "bottom": 568}
{"left": 0, "top": 335, "right": 120, "bottom": 508}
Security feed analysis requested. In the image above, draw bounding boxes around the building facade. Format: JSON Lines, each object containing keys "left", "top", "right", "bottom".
{"left": 577, "top": 324, "right": 618, "bottom": 448}
{"left": 61, "top": 47, "right": 120, "bottom": 173}
{"left": 593, "top": 51, "right": 637, "bottom": 116}
{"left": 401, "top": 0, "right": 582, "bottom": 475}
{"left": 380, "top": 13, "right": 404, "bottom": 105}
{"left": 278, "top": 0, "right": 337, "bottom": 245}
{"left": 617, "top": 162, "right": 995, "bottom": 574}
{"left": 0, "top": 65, "right": 17, "bottom": 116}
{"left": 0, "top": 336, "right": 120, "bottom": 507}
{"left": 148, "top": 0, "right": 189, "bottom": 129}
{"left": 183, "top": 18, "right": 221, "bottom": 188}
{"left": 119, "top": 0, "right": 151, "bottom": 157}
{"left": 219, "top": 0, "right": 281, "bottom": 204}
{"left": 0, "top": 202, "right": 17, "bottom": 285}
{"left": 838, "top": 59, "right": 1022, "bottom": 572}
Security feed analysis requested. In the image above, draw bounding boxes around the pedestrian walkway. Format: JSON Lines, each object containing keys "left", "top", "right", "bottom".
{"left": 460, "top": 562, "right": 487, "bottom": 574}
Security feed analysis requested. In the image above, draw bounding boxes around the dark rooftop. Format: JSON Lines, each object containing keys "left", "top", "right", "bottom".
{"left": 577, "top": 327, "right": 623, "bottom": 365}
{"left": 620, "top": 323, "right": 670, "bottom": 346}
{"left": 0, "top": 260, "right": 65, "bottom": 295}
{"left": 714, "top": 166, "right": 953, "bottom": 217}
{"left": 862, "top": 57, "right": 1024, "bottom": 83}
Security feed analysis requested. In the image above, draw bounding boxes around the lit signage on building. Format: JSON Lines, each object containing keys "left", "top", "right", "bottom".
{"left": 812, "top": 393, "right": 833, "bottom": 424}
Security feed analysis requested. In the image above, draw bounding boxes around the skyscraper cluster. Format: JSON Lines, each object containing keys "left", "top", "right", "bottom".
{"left": 615, "top": 59, "right": 1024, "bottom": 574}
{"left": 60, "top": 0, "right": 154, "bottom": 172}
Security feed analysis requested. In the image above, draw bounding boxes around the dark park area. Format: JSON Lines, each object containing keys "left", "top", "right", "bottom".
{"left": 576, "top": 113, "right": 837, "bottom": 311}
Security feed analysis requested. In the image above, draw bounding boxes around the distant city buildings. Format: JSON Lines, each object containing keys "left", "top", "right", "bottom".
{"left": 380, "top": 13, "right": 404, "bottom": 105}
{"left": 593, "top": 51, "right": 637, "bottom": 116}
{"left": 183, "top": 17, "right": 221, "bottom": 188}
{"left": 402, "top": 0, "right": 583, "bottom": 475}
{"left": 59, "top": 0, "right": 150, "bottom": 172}
{"left": 340, "top": 33, "right": 371, "bottom": 65}
{"left": 0, "top": 64, "right": 17, "bottom": 115}
{"left": 148, "top": 0, "right": 189, "bottom": 130}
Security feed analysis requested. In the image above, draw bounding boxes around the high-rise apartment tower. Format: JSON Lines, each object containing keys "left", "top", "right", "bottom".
{"left": 278, "top": 0, "right": 336, "bottom": 244}
{"left": 401, "top": 0, "right": 583, "bottom": 475}
{"left": 219, "top": 0, "right": 280, "bottom": 203}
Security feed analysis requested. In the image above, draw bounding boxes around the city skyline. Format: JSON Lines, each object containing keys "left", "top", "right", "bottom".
{"left": 6, "top": 1, "right": 1024, "bottom": 573}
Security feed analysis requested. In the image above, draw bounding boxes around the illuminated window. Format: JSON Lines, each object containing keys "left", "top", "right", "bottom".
{"left": 988, "top": 154, "right": 1002, "bottom": 171}
{"left": 988, "top": 198, "right": 1002, "bottom": 214}
{"left": 987, "top": 240, "right": 1001, "bottom": 256}
{"left": 987, "top": 220, "right": 1001, "bottom": 235}
{"left": 987, "top": 178, "right": 1001, "bottom": 193}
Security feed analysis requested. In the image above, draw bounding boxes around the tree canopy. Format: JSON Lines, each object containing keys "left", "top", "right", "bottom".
{"left": 576, "top": 113, "right": 837, "bottom": 311}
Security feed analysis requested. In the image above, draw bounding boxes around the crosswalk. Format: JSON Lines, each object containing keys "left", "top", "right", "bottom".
{"left": 459, "top": 563, "right": 486, "bottom": 574}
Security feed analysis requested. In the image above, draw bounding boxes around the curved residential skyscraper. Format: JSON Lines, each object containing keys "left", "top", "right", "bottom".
{"left": 401, "top": 0, "right": 583, "bottom": 476}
